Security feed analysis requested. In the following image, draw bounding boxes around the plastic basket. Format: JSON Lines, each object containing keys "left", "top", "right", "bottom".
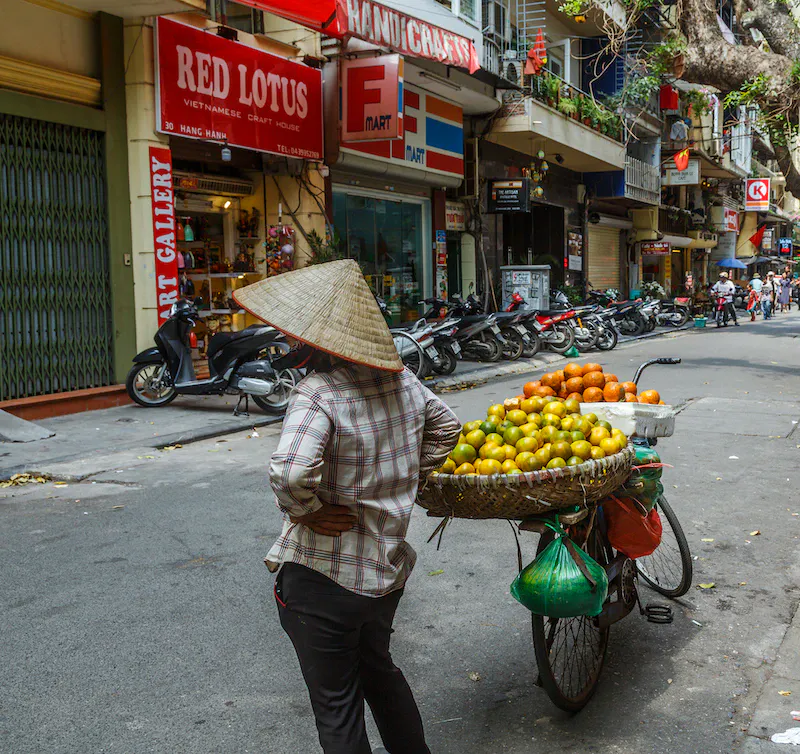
{"left": 694, "top": 317, "right": 707, "bottom": 328}
{"left": 581, "top": 403, "right": 676, "bottom": 439}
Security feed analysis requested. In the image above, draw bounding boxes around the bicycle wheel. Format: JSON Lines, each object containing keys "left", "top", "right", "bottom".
{"left": 531, "top": 527, "right": 610, "bottom": 712}
{"left": 636, "top": 495, "right": 693, "bottom": 599}
{"left": 392, "top": 332, "right": 427, "bottom": 378}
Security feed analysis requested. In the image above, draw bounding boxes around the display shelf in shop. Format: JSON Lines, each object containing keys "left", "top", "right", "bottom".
{"left": 197, "top": 309, "right": 247, "bottom": 317}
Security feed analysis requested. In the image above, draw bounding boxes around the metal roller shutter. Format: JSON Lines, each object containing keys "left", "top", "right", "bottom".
{"left": 587, "top": 226, "right": 621, "bottom": 291}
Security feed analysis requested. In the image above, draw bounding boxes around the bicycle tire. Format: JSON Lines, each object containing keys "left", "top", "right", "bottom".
{"left": 531, "top": 527, "right": 610, "bottom": 712}
{"left": 393, "top": 332, "right": 427, "bottom": 378}
{"left": 636, "top": 495, "right": 693, "bottom": 599}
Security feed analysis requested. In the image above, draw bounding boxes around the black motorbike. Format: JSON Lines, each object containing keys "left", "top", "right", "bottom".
{"left": 125, "top": 300, "right": 299, "bottom": 415}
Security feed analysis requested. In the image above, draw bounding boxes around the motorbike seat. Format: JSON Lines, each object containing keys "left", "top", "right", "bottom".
{"left": 536, "top": 308, "right": 571, "bottom": 316}
{"left": 206, "top": 327, "right": 274, "bottom": 360}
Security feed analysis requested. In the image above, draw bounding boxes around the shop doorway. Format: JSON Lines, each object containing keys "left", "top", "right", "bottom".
{"left": 332, "top": 190, "right": 430, "bottom": 323}
{"left": 531, "top": 205, "right": 566, "bottom": 289}
{"left": 0, "top": 114, "right": 114, "bottom": 400}
{"left": 446, "top": 234, "right": 462, "bottom": 298}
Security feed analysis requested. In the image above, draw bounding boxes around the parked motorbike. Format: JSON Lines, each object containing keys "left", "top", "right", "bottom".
{"left": 125, "top": 300, "right": 298, "bottom": 414}
{"left": 588, "top": 290, "right": 648, "bottom": 336}
{"left": 505, "top": 292, "right": 577, "bottom": 355}
{"left": 657, "top": 297, "right": 692, "bottom": 326}
{"left": 422, "top": 296, "right": 506, "bottom": 363}
{"left": 452, "top": 293, "right": 536, "bottom": 361}
{"left": 427, "top": 318, "right": 463, "bottom": 375}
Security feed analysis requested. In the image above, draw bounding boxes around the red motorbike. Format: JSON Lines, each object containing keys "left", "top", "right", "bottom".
{"left": 507, "top": 292, "right": 577, "bottom": 355}
{"left": 714, "top": 296, "right": 730, "bottom": 327}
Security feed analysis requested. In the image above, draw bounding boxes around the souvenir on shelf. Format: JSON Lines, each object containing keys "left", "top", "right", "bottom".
{"left": 177, "top": 222, "right": 185, "bottom": 242}
{"left": 183, "top": 218, "right": 194, "bottom": 242}
{"left": 234, "top": 251, "right": 254, "bottom": 272}
{"left": 238, "top": 209, "right": 250, "bottom": 237}
{"left": 265, "top": 224, "right": 296, "bottom": 276}
{"left": 248, "top": 208, "right": 261, "bottom": 238}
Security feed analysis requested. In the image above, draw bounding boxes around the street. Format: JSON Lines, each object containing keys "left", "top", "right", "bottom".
{"left": 3, "top": 314, "right": 800, "bottom": 754}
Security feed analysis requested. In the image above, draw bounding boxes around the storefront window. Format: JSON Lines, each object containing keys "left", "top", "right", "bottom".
{"left": 333, "top": 192, "right": 427, "bottom": 324}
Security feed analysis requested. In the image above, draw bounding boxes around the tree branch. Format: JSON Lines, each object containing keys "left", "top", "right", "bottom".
{"left": 741, "top": 0, "right": 800, "bottom": 60}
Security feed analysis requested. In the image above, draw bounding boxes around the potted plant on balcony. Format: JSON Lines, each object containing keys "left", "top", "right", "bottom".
{"left": 558, "top": 96, "right": 578, "bottom": 119}
{"left": 543, "top": 74, "right": 560, "bottom": 108}
{"left": 579, "top": 96, "right": 599, "bottom": 128}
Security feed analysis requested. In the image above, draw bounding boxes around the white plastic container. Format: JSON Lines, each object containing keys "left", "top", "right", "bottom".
{"left": 580, "top": 403, "right": 676, "bottom": 439}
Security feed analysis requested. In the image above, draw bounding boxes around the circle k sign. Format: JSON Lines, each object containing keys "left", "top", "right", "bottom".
{"left": 745, "top": 178, "right": 770, "bottom": 210}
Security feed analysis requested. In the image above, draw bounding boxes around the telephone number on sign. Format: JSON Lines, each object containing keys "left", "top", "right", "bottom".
{"left": 283, "top": 145, "right": 321, "bottom": 159}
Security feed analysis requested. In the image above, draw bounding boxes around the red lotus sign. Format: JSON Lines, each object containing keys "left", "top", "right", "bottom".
{"left": 148, "top": 146, "right": 180, "bottom": 325}
{"left": 155, "top": 17, "right": 323, "bottom": 159}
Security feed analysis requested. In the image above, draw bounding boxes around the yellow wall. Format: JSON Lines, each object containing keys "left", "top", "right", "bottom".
{"left": 1, "top": 0, "right": 99, "bottom": 79}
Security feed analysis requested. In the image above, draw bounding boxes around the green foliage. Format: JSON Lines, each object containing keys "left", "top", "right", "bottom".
{"left": 648, "top": 37, "right": 687, "bottom": 75}
{"left": 544, "top": 72, "right": 561, "bottom": 102}
{"left": 627, "top": 74, "right": 660, "bottom": 103}
{"left": 306, "top": 228, "right": 344, "bottom": 266}
{"left": 684, "top": 89, "right": 713, "bottom": 117}
{"left": 557, "top": 97, "right": 578, "bottom": 116}
{"left": 558, "top": 0, "right": 589, "bottom": 16}
{"left": 724, "top": 74, "right": 770, "bottom": 109}
{"left": 558, "top": 284, "right": 584, "bottom": 305}
{"left": 791, "top": 60, "right": 800, "bottom": 85}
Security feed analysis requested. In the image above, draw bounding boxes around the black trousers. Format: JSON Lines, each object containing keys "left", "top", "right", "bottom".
{"left": 276, "top": 563, "right": 431, "bottom": 754}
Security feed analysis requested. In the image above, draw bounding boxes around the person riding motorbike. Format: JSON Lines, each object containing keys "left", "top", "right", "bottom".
{"left": 711, "top": 271, "right": 739, "bottom": 327}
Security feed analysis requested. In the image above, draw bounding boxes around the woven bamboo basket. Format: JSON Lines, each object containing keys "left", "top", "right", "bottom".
{"left": 417, "top": 443, "right": 635, "bottom": 520}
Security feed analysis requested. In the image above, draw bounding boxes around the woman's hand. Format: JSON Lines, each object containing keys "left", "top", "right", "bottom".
{"left": 290, "top": 502, "right": 357, "bottom": 537}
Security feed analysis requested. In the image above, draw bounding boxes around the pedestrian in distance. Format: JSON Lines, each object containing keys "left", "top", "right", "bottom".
{"left": 761, "top": 271, "right": 776, "bottom": 320}
{"left": 779, "top": 273, "right": 792, "bottom": 312}
{"left": 232, "top": 259, "right": 461, "bottom": 754}
{"left": 711, "top": 271, "right": 739, "bottom": 326}
{"left": 749, "top": 271, "right": 763, "bottom": 295}
{"left": 746, "top": 283, "right": 759, "bottom": 322}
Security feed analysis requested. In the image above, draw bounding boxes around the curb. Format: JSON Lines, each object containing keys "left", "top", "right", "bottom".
{"left": 427, "top": 323, "right": 697, "bottom": 392}
{"left": 0, "top": 414, "right": 285, "bottom": 481}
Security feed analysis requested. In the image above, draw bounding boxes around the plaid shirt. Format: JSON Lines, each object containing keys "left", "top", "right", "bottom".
{"left": 267, "top": 364, "right": 460, "bottom": 597}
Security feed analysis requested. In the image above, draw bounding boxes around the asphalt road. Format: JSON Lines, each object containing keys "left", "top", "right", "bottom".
{"left": 3, "top": 312, "right": 800, "bottom": 754}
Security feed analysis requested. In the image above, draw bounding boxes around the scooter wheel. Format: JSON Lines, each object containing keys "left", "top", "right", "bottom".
{"left": 125, "top": 362, "right": 177, "bottom": 407}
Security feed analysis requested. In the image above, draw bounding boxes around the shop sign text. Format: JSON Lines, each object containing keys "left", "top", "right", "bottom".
{"left": 341, "top": 55, "right": 403, "bottom": 141}
{"left": 149, "top": 146, "right": 180, "bottom": 325}
{"left": 445, "top": 201, "right": 466, "bottom": 231}
{"left": 343, "top": 0, "right": 479, "bottom": 73}
{"left": 641, "top": 241, "right": 671, "bottom": 256}
{"left": 155, "top": 17, "right": 323, "bottom": 159}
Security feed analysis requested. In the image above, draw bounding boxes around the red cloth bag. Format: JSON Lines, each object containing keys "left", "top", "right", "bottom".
{"left": 604, "top": 496, "right": 663, "bottom": 559}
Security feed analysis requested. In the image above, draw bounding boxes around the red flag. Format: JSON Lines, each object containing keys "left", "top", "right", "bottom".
{"left": 749, "top": 224, "right": 766, "bottom": 248}
{"left": 525, "top": 28, "right": 547, "bottom": 75}
{"left": 673, "top": 148, "right": 690, "bottom": 171}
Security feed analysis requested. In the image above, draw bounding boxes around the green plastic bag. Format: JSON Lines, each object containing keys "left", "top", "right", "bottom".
{"left": 626, "top": 444, "right": 664, "bottom": 513}
{"left": 510, "top": 530, "right": 609, "bottom": 618}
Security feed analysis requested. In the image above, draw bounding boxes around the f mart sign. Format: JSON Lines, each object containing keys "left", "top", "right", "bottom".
{"left": 341, "top": 55, "right": 403, "bottom": 141}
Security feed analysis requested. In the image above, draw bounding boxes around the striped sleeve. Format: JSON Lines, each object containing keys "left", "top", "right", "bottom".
{"left": 269, "top": 391, "right": 333, "bottom": 518}
{"left": 419, "top": 387, "right": 461, "bottom": 475}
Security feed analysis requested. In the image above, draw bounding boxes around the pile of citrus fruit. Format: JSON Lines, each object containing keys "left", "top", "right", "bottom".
{"left": 439, "top": 394, "right": 629, "bottom": 477}
{"left": 523, "top": 362, "right": 664, "bottom": 404}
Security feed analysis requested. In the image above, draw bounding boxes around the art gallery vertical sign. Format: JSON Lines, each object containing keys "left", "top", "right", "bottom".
{"left": 149, "top": 146, "right": 180, "bottom": 325}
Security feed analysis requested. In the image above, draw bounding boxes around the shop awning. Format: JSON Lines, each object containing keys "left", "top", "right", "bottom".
{"left": 661, "top": 233, "right": 693, "bottom": 248}
{"left": 237, "top": 0, "right": 480, "bottom": 73}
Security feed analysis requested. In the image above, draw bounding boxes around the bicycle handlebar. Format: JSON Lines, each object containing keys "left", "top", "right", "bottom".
{"left": 632, "top": 357, "right": 681, "bottom": 385}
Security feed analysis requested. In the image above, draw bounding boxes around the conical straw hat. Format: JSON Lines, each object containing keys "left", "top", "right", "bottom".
{"left": 233, "top": 259, "right": 403, "bottom": 372}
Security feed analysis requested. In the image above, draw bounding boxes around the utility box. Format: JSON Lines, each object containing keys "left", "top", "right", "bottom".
{"left": 500, "top": 265, "right": 550, "bottom": 311}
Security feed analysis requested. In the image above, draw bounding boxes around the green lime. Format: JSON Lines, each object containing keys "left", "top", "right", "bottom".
{"left": 546, "top": 457, "right": 566, "bottom": 469}
{"left": 566, "top": 455, "right": 584, "bottom": 466}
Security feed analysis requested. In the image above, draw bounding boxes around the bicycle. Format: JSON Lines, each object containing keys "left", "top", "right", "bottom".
{"left": 520, "top": 358, "right": 693, "bottom": 712}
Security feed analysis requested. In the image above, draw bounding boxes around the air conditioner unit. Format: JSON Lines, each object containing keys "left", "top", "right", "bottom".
{"left": 706, "top": 138, "right": 722, "bottom": 158}
{"left": 503, "top": 60, "right": 523, "bottom": 87}
{"left": 173, "top": 171, "right": 254, "bottom": 197}
{"left": 503, "top": 48, "right": 518, "bottom": 60}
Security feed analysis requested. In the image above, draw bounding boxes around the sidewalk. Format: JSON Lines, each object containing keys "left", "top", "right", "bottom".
{"left": 0, "top": 321, "right": 698, "bottom": 480}
{"left": 739, "top": 602, "right": 800, "bottom": 751}
{"left": 0, "top": 395, "right": 282, "bottom": 480}
{"left": 428, "top": 320, "right": 697, "bottom": 391}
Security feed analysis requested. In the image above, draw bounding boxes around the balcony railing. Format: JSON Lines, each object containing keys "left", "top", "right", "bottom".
{"left": 625, "top": 156, "right": 660, "bottom": 204}
{"left": 527, "top": 73, "right": 624, "bottom": 142}
{"left": 659, "top": 206, "right": 691, "bottom": 236}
